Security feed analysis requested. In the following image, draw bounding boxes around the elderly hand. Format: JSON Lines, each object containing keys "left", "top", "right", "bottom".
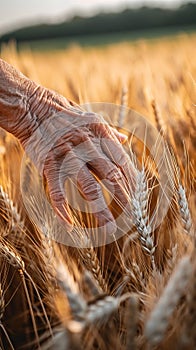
{"left": 0, "top": 59, "right": 131, "bottom": 233}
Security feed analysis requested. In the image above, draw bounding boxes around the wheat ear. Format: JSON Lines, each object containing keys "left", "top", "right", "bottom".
{"left": 81, "top": 247, "right": 108, "bottom": 293}
{"left": 57, "top": 262, "right": 87, "bottom": 322}
{"left": 40, "top": 329, "right": 69, "bottom": 350}
{"left": 0, "top": 241, "right": 25, "bottom": 270}
{"left": 165, "top": 243, "right": 178, "bottom": 275}
{"left": 178, "top": 185, "right": 192, "bottom": 235}
{"left": 83, "top": 270, "right": 103, "bottom": 297}
{"left": 0, "top": 185, "right": 24, "bottom": 232}
{"left": 86, "top": 294, "right": 129, "bottom": 325}
{"left": 132, "top": 168, "right": 155, "bottom": 266}
{"left": 145, "top": 255, "right": 192, "bottom": 346}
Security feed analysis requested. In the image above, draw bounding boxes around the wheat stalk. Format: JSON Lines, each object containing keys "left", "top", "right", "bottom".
{"left": 0, "top": 240, "right": 53, "bottom": 345}
{"left": 0, "top": 283, "right": 15, "bottom": 350}
{"left": 0, "top": 285, "right": 5, "bottom": 322}
{"left": 182, "top": 253, "right": 196, "bottom": 348}
{"left": 118, "top": 85, "right": 128, "bottom": 128}
{"left": 125, "top": 294, "right": 139, "bottom": 350}
{"left": 186, "top": 108, "right": 196, "bottom": 130}
{"left": 152, "top": 99, "right": 165, "bottom": 136}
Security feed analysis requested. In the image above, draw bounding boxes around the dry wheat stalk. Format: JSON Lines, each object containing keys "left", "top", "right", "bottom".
{"left": 182, "top": 253, "right": 196, "bottom": 348}
{"left": 145, "top": 255, "right": 193, "bottom": 346}
{"left": 118, "top": 86, "right": 128, "bottom": 128}
{"left": 0, "top": 284, "right": 5, "bottom": 322}
{"left": 152, "top": 99, "right": 165, "bottom": 136}
{"left": 125, "top": 294, "right": 139, "bottom": 350}
{"left": 0, "top": 241, "right": 41, "bottom": 346}
{"left": 0, "top": 283, "right": 15, "bottom": 350}
{"left": 0, "top": 240, "right": 53, "bottom": 345}
{"left": 186, "top": 108, "right": 196, "bottom": 130}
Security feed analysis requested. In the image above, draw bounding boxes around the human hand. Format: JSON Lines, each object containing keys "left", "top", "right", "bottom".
{"left": 0, "top": 59, "right": 132, "bottom": 233}
{"left": 25, "top": 108, "right": 132, "bottom": 234}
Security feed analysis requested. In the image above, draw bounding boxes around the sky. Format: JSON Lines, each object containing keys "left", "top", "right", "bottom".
{"left": 0, "top": 0, "right": 193, "bottom": 34}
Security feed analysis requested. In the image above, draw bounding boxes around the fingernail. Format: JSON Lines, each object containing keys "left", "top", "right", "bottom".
{"left": 117, "top": 132, "right": 128, "bottom": 143}
{"left": 96, "top": 210, "right": 117, "bottom": 235}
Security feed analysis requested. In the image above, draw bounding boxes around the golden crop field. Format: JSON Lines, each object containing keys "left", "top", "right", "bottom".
{"left": 0, "top": 34, "right": 195, "bottom": 349}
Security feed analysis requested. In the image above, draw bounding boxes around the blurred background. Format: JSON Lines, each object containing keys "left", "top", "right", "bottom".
{"left": 0, "top": 0, "right": 195, "bottom": 49}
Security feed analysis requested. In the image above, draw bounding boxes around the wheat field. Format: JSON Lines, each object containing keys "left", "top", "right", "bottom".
{"left": 0, "top": 34, "right": 196, "bottom": 349}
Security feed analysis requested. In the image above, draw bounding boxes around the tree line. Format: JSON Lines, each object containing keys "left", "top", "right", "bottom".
{"left": 0, "top": 2, "right": 196, "bottom": 43}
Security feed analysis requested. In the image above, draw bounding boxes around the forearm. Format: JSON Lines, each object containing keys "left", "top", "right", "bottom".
{"left": 0, "top": 59, "right": 75, "bottom": 147}
{"left": 0, "top": 59, "right": 40, "bottom": 144}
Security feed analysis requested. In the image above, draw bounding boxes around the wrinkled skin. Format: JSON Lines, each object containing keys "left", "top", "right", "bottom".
{"left": 0, "top": 59, "right": 132, "bottom": 233}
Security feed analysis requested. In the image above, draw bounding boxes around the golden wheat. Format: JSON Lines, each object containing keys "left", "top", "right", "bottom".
{"left": 0, "top": 34, "right": 195, "bottom": 349}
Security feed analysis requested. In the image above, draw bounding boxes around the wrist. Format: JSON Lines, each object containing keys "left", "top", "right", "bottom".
{"left": 0, "top": 60, "right": 42, "bottom": 146}
{"left": 20, "top": 86, "right": 77, "bottom": 147}
{"left": 0, "top": 59, "right": 56, "bottom": 147}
